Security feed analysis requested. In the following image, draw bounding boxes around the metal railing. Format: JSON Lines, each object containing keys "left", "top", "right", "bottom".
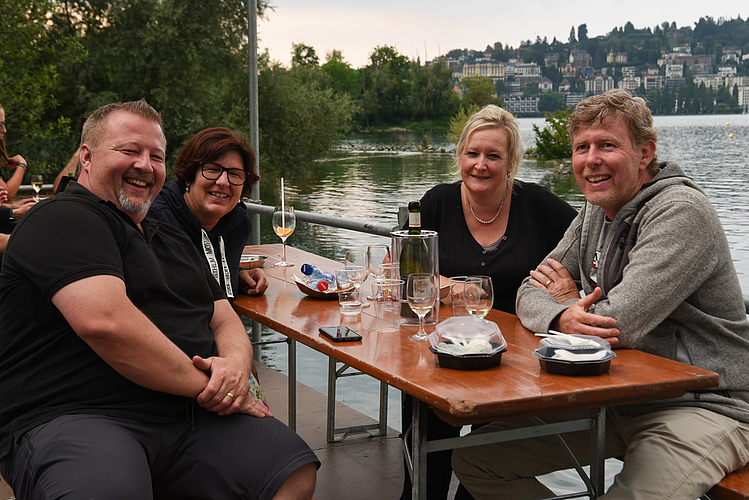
{"left": 244, "top": 201, "right": 400, "bottom": 238}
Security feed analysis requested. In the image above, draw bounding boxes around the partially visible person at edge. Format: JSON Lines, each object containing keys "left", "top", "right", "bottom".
{"left": 0, "top": 99, "right": 319, "bottom": 499}
{"left": 0, "top": 103, "right": 37, "bottom": 278}
{"left": 0, "top": 103, "right": 28, "bottom": 199}
{"left": 147, "top": 127, "right": 267, "bottom": 299}
{"left": 452, "top": 89, "right": 749, "bottom": 500}
{"left": 400, "top": 104, "right": 578, "bottom": 500}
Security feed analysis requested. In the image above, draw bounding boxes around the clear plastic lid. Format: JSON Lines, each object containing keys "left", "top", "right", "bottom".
{"left": 428, "top": 316, "right": 506, "bottom": 356}
{"left": 535, "top": 334, "right": 615, "bottom": 363}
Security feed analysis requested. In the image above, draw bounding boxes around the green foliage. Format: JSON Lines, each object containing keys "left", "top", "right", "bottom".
{"left": 360, "top": 45, "right": 412, "bottom": 126}
{"left": 291, "top": 43, "right": 320, "bottom": 67}
{"left": 538, "top": 92, "right": 567, "bottom": 113}
{"left": 532, "top": 108, "right": 573, "bottom": 161}
{"left": 0, "top": 0, "right": 85, "bottom": 179}
{"left": 408, "top": 58, "right": 459, "bottom": 122}
{"left": 258, "top": 58, "right": 357, "bottom": 182}
{"left": 446, "top": 104, "right": 480, "bottom": 144}
{"left": 461, "top": 76, "right": 500, "bottom": 108}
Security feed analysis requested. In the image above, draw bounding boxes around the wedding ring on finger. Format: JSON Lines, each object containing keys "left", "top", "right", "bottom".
{"left": 544, "top": 279, "right": 553, "bottom": 288}
{"left": 227, "top": 392, "right": 235, "bottom": 402}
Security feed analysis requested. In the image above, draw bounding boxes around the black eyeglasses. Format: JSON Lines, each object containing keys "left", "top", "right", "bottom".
{"left": 200, "top": 162, "right": 247, "bottom": 186}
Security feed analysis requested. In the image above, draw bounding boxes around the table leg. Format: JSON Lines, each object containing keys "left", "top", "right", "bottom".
{"left": 411, "top": 397, "right": 428, "bottom": 500}
{"left": 590, "top": 407, "right": 606, "bottom": 497}
{"left": 288, "top": 338, "right": 297, "bottom": 431}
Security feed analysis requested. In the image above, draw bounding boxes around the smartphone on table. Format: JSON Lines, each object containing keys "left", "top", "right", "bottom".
{"left": 319, "top": 326, "right": 362, "bottom": 342}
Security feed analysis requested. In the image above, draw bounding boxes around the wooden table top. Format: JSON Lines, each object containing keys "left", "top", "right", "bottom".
{"left": 233, "top": 244, "right": 719, "bottom": 426}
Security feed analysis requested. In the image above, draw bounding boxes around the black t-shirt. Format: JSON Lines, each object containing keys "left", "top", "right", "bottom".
{"left": 0, "top": 183, "right": 225, "bottom": 457}
{"left": 420, "top": 181, "right": 577, "bottom": 313}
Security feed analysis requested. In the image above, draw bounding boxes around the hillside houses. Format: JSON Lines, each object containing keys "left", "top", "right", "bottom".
{"left": 440, "top": 41, "right": 749, "bottom": 114}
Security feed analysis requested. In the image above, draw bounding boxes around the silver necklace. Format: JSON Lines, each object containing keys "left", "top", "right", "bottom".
{"left": 468, "top": 183, "right": 508, "bottom": 224}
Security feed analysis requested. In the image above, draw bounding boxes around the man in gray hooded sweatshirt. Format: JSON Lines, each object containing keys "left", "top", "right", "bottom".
{"left": 452, "top": 89, "right": 749, "bottom": 500}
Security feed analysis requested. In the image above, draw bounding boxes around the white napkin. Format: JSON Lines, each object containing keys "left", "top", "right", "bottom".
{"left": 551, "top": 350, "right": 609, "bottom": 362}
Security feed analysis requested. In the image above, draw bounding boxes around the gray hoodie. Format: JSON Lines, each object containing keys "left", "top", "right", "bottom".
{"left": 516, "top": 162, "right": 749, "bottom": 422}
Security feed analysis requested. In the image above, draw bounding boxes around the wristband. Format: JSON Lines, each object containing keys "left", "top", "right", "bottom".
{"left": 17, "top": 163, "right": 27, "bottom": 170}
{"left": 9, "top": 209, "right": 14, "bottom": 222}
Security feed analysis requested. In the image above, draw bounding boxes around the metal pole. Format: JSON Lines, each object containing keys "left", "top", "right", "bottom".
{"left": 247, "top": 0, "right": 262, "bottom": 354}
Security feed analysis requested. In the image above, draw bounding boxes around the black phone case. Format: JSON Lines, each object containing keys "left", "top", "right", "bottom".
{"left": 319, "top": 327, "right": 362, "bottom": 342}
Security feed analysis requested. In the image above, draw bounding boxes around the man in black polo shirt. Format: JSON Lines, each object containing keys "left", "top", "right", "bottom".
{"left": 0, "top": 100, "right": 319, "bottom": 500}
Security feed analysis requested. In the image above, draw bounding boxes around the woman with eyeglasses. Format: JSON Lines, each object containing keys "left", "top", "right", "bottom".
{"left": 148, "top": 127, "right": 268, "bottom": 298}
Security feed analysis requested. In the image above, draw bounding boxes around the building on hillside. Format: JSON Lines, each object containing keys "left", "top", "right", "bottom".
{"left": 461, "top": 59, "right": 504, "bottom": 83}
{"left": 538, "top": 77, "right": 553, "bottom": 92}
{"left": 560, "top": 63, "right": 577, "bottom": 79}
{"left": 570, "top": 49, "right": 593, "bottom": 68}
{"left": 726, "top": 76, "right": 749, "bottom": 88}
{"left": 643, "top": 75, "right": 663, "bottom": 91}
{"left": 673, "top": 44, "right": 691, "bottom": 54}
{"left": 618, "top": 77, "right": 641, "bottom": 92}
{"left": 718, "top": 66, "right": 737, "bottom": 78}
{"left": 722, "top": 46, "right": 742, "bottom": 63}
{"left": 692, "top": 63, "right": 713, "bottom": 75}
{"left": 665, "top": 64, "right": 683, "bottom": 79}
{"left": 558, "top": 78, "right": 571, "bottom": 92}
{"left": 607, "top": 50, "right": 628, "bottom": 64}
{"left": 504, "top": 96, "right": 539, "bottom": 114}
{"left": 737, "top": 86, "right": 749, "bottom": 112}
{"left": 621, "top": 66, "right": 636, "bottom": 79}
{"left": 516, "top": 62, "right": 542, "bottom": 78}
{"left": 585, "top": 73, "right": 614, "bottom": 95}
{"left": 693, "top": 74, "right": 724, "bottom": 91}
{"left": 566, "top": 93, "right": 586, "bottom": 108}
{"left": 544, "top": 53, "right": 559, "bottom": 68}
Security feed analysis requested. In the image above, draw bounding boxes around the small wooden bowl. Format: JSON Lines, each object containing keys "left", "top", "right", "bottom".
{"left": 293, "top": 275, "right": 353, "bottom": 300}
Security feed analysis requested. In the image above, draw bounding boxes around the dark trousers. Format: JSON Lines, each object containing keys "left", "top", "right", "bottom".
{"left": 1, "top": 409, "right": 319, "bottom": 500}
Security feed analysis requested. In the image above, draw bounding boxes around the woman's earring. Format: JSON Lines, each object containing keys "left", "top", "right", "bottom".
{"left": 186, "top": 184, "right": 191, "bottom": 192}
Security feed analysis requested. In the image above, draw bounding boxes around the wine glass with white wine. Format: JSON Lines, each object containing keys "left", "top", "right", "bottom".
{"left": 31, "top": 175, "right": 43, "bottom": 201}
{"left": 272, "top": 206, "right": 296, "bottom": 267}
{"left": 406, "top": 273, "right": 437, "bottom": 341}
{"left": 464, "top": 276, "right": 493, "bottom": 319}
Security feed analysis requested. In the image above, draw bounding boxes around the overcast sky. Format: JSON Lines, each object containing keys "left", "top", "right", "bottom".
{"left": 257, "top": 0, "right": 744, "bottom": 68}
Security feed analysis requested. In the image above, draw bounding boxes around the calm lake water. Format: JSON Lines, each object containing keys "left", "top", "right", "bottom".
{"left": 251, "top": 114, "right": 749, "bottom": 431}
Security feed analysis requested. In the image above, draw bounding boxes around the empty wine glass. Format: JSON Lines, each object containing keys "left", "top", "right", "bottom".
{"left": 272, "top": 206, "right": 296, "bottom": 267}
{"left": 464, "top": 276, "right": 493, "bottom": 319}
{"left": 345, "top": 249, "right": 369, "bottom": 297}
{"left": 406, "top": 273, "right": 437, "bottom": 341}
{"left": 367, "top": 245, "right": 391, "bottom": 281}
{"left": 31, "top": 175, "right": 43, "bottom": 201}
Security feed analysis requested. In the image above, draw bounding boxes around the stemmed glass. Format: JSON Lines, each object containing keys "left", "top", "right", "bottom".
{"left": 406, "top": 273, "right": 437, "bottom": 341}
{"left": 367, "top": 245, "right": 391, "bottom": 281}
{"left": 464, "top": 276, "right": 494, "bottom": 319}
{"left": 345, "top": 249, "right": 370, "bottom": 303}
{"left": 272, "top": 206, "right": 296, "bottom": 267}
{"left": 31, "top": 175, "right": 43, "bottom": 201}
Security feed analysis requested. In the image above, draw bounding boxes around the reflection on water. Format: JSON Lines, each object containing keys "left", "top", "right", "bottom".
{"left": 254, "top": 114, "right": 749, "bottom": 429}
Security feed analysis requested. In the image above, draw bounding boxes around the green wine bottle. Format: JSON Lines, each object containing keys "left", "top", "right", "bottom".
{"left": 400, "top": 201, "right": 432, "bottom": 318}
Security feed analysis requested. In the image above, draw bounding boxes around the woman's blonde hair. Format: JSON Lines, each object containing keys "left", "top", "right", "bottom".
{"left": 453, "top": 104, "right": 524, "bottom": 184}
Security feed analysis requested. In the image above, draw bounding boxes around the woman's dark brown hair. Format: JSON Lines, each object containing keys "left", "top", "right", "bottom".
{"left": 173, "top": 127, "right": 259, "bottom": 196}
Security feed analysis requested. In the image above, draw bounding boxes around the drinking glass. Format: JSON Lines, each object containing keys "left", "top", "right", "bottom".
{"left": 31, "top": 175, "right": 43, "bottom": 201}
{"left": 345, "top": 249, "right": 369, "bottom": 300}
{"left": 367, "top": 245, "right": 391, "bottom": 281}
{"left": 406, "top": 273, "right": 437, "bottom": 341}
{"left": 272, "top": 206, "right": 296, "bottom": 267}
{"left": 464, "top": 276, "right": 493, "bottom": 319}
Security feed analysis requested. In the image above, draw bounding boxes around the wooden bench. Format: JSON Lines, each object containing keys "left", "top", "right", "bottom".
{"left": 704, "top": 464, "right": 749, "bottom": 500}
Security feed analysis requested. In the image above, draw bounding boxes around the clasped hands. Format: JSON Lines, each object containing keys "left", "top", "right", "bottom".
{"left": 529, "top": 258, "right": 620, "bottom": 345}
{"left": 193, "top": 355, "right": 273, "bottom": 418}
